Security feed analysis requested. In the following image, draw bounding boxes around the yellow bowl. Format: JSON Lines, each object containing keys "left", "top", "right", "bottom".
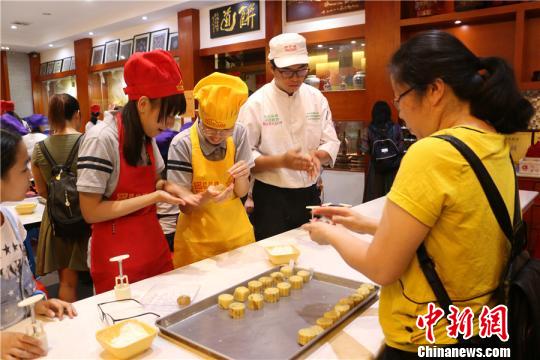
{"left": 95, "top": 319, "right": 157, "bottom": 359}
{"left": 14, "top": 203, "right": 37, "bottom": 215}
{"left": 264, "top": 244, "right": 300, "bottom": 265}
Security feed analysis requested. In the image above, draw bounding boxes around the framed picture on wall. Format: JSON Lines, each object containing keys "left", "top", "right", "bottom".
{"left": 46, "top": 61, "right": 55, "bottom": 75}
{"left": 53, "top": 60, "right": 62, "bottom": 73}
{"left": 119, "top": 39, "right": 133, "bottom": 60}
{"left": 40, "top": 63, "right": 47, "bottom": 75}
{"left": 69, "top": 56, "right": 76, "bottom": 70}
{"left": 104, "top": 39, "right": 120, "bottom": 63}
{"left": 61, "top": 57, "right": 71, "bottom": 72}
{"left": 168, "top": 32, "right": 178, "bottom": 51}
{"left": 150, "top": 28, "right": 169, "bottom": 51}
{"left": 134, "top": 32, "right": 150, "bottom": 53}
{"left": 91, "top": 45, "right": 105, "bottom": 66}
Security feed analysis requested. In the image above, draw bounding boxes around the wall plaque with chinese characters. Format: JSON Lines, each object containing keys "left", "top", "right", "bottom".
{"left": 286, "top": 0, "right": 364, "bottom": 22}
{"left": 210, "top": 1, "right": 260, "bottom": 39}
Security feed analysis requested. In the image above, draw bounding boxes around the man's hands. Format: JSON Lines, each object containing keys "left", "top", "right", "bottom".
{"left": 280, "top": 147, "right": 323, "bottom": 181}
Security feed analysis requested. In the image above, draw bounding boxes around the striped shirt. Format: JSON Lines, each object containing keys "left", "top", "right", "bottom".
{"left": 77, "top": 114, "right": 164, "bottom": 198}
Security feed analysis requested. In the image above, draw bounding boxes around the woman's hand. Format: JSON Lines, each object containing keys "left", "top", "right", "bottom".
{"left": 161, "top": 181, "right": 200, "bottom": 207}
{"left": 1, "top": 331, "right": 46, "bottom": 359}
{"left": 35, "top": 299, "right": 77, "bottom": 321}
{"left": 228, "top": 160, "right": 249, "bottom": 181}
{"left": 204, "top": 183, "right": 234, "bottom": 203}
{"left": 311, "top": 207, "right": 377, "bottom": 235}
{"left": 154, "top": 190, "right": 187, "bottom": 206}
{"left": 302, "top": 221, "right": 347, "bottom": 246}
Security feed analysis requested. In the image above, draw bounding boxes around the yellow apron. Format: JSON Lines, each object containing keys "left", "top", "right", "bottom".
{"left": 173, "top": 123, "right": 255, "bottom": 268}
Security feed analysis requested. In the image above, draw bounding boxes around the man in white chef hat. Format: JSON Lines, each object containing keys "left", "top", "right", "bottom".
{"left": 237, "top": 33, "right": 340, "bottom": 240}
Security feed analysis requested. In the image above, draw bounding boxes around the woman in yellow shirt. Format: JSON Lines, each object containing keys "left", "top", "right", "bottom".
{"left": 303, "top": 30, "right": 534, "bottom": 358}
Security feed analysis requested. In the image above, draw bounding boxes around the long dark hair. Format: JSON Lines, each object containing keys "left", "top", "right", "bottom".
{"left": 370, "top": 101, "right": 393, "bottom": 130}
{"left": 389, "top": 30, "right": 533, "bottom": 134}
{"left": 90, "top": 112, "right": 99, "bottom": 125}
{"left": 121, "top": 93, "right": 186, "bottom": 166}
{"left": 48, "top": 93, "right": 80, "bottom": 132}
{"left": 1, "top": 129, "right": 23, "bottom": 179}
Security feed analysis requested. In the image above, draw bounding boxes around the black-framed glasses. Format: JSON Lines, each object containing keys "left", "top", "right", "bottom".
{"left": 393, "top": 87, "right": 415, "bottom": 108}
{"left": 97, "top": 298, "right": 160, "bottom": 325}
{"left": 276, "top": 67, "right": 309, "bottom": 79}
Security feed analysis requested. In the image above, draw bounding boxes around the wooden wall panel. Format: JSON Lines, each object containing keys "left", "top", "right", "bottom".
{"left": 1, "top": 50, "right": 10, "bottom": 100}
{"left": 523, "top": 16, "right": 540, "bottom": 83}
{"left": 301, "top": 25, "right": 365, "bottom": 44}
{"left": 324, "top": 90, "right": 369, "bottom": 120}
{"left": 28, "top": 52, "right": 42, "bottom": 114}
{"left": 74, "top": 38, "right": 92, "bottom": 132}
{"left": 265, "top": 0, "right": 282, "bottom": 83}
{"left": 365, "top": 1, "right": 401, "bottom": 119}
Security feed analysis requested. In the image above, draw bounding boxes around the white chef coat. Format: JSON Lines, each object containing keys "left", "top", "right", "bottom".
{"left": 237, "top": 80, "right": 339, "bottom": 189}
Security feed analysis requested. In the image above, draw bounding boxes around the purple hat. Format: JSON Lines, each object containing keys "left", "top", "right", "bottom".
{"left": 24, "top": 114, "right": 48, "bottom": 130}
{"left": 155, "top": 129, "right": 179, "bottom": 162}
{"left": 0, "top": 113, "right": 29, "bottom": 135}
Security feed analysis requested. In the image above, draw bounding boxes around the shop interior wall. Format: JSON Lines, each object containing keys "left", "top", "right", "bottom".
{"left": 7, "top": 52, "right": 34, "bottom": 117}
{"left": 40, "top": 44, "right": 75, "bottom": 64}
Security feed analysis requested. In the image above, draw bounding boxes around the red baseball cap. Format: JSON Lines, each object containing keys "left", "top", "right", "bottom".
{"left": 90, "top": 104, "right": 101, "bottom": 113}
{"left": 123, "top": 49, "right": 184, "bottom": 101}
{"left": 1, "top": 100, "right": 14, "bottom": 113}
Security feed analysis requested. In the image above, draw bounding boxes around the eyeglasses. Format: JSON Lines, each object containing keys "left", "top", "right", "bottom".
{"left": 393, "top": 87, "right": 415, "bottom": 108}
{"left": 97, "top": 298, "right": 160, "bottom": 326}
{"left": 275, "top": 67, "right": 309, "bottom": 79}
{"left": 200, "top": 123, "right": 234, "bottom": 137}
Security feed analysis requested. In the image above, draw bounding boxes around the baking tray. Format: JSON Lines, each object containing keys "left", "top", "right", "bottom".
{"left": 156, "top": 266, "right": 378, "bottom": 360}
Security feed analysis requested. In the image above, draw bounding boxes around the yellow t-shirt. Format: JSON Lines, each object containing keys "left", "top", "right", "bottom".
{"left": 381, "top": 126, "right": 513, "bottom": 352}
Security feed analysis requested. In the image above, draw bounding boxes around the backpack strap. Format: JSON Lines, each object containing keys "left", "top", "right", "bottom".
{"left": 38, "top": 135, "right": 83, "bottom": 168}
{"left": 38, "top": 139, "right": 57, "bottom": 167}
{"left": 65, "top": 135, "right": 83, "bottom": 169}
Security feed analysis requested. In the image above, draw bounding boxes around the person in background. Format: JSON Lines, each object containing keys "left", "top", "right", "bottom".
{"left": 0, "top": 100, "right": 30, "bottom": 136}
{"left": 77, "top": 50, "right": 194, "bottom": 294}
{"left": 155, "top": 128, "right": 180, "bottom": 251}
{"left": 303, "top": 30, "right": 534, "bottom": 357}
{"left": 237, "top": 33, "right": 340, "bottom": 240}
{"left": 168, "top": 72, "right": 255, "bottom": 268}
{"left": 31, "top": 94, "right": 89, "bottom": 303}
{"left": 85, "top": 104, "right": 100, "bottom": 133}
{"left": 1, "top": 129, "right": 77, "bottom": 360}
{"left": 22, "top": 114, "right": 48, "bottom": 159}
{"left": 363, "top": 101, "right": 403, "bottom": 202}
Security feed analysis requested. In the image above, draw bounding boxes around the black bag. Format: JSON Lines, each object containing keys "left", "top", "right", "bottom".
{"left": 39, "top": 136, "right": 90, "bottom": 239}
{"left": 417, "top": 134, "right": 540, "bottom": 359}
{"left": 371, "top": 125, "right": 401, "bottom": 172}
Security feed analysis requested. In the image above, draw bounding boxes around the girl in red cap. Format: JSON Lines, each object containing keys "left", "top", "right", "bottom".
{"left": 77, "top": 50, "right": 194, "bottom": 294}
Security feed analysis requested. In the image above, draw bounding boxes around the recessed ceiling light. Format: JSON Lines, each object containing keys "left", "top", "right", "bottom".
{"left": 42, "top": 12, "right": 51, "bottom": 16}
{"left": 88, "top": 31, "right": 94, "bottom": 35}
{"left": 48, "top": 44, "right": 54, "bottom": 47}
{"left": 351, "top": 40, "right": 356, "bottom": 44}
{"left": 317, "top": 44, "right": 323, "bottom": 48}
{"left": 329, "top": 47, "right": 333, "bottom": 50}
{"left": 1, "top": 46, "right": 10, "bottom": 50}
{"left": 10, "top": 25, "right": 17, "bottom": 29}
{"left": 454, "top": 20, "right": 462, "bottom": 25}
{"left": 142, "top": 16, "right": 148, "bottom": 20}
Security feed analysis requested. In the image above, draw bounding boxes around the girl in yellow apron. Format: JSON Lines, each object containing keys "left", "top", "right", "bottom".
{"left": 168, "top": 73, "right": 255, "bottom": 267}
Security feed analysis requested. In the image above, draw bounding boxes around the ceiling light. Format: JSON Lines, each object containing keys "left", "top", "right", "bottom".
{"left": 361, "top": 43, "right": 365, "bottom": 46}
{"left": 329, "top": 47, "right": 333, "bottom": 50}
{"left": 142, "top": 16, "right": 148, "bottom": 20}
{"left": 351, "top": 40, "right": 356, "bottom": 44}
{"left": 454, "top": 20, "right": 462, "bottom": 25}
{"left": 1, "top": 46, "right": 10, "bottom": 50}
{"left": 89, "top": 31, "right": 94, "bottom": 35}
{"left": 11, "top": 25, "right": 17, "bottom": 29}
{"left": 317, "top": 44, "right": 323, "bottom": 48}
{"left": 42, "top": 12, "right": 51, "bottom": 16}
{"left": 48, "top": 44, "right": 54, "bottom": 47}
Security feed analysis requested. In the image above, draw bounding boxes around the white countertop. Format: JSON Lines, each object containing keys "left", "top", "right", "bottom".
{"left": 2, "top": 197, "right": 45, "bottom": 226}
{"left": 6, "top": 190, "right": 538, "bottom": 359}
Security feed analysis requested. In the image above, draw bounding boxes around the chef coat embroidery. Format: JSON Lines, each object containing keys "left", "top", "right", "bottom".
{"left": 263, "top": 114, "right": 282, "bottom": 126}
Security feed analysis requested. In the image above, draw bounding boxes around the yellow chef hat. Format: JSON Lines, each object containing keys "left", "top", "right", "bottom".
{"left": 193, "top": 72, "right": 248, "bottom": 129}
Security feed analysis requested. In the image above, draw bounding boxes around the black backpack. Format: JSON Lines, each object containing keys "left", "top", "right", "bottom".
{"left": 39, "top": 136, "right": 90, "bottom": 239}
{"left": 371, "top": 125, "right": 401, "bottom": 172}
{"left": 418, "top": 134, "right": 540, "bottom": 358}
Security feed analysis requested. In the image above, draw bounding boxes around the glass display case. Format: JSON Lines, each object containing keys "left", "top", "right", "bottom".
{"left": 89, "top": 67, "right": 128, "bottom": 111}
{"left": 306, "top": 39, "right": 366, "bottom": 91}
{"left": 212, "top": 48, "right": 266, "bottom": 94}
{"left": 41, "top": 75, "right": 77, "bottom": 117}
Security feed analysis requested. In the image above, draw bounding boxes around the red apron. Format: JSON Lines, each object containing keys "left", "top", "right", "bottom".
{"left": 90, "top": 115, "right": 173, "bottom": 294}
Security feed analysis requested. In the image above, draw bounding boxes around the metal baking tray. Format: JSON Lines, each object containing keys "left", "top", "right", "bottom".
{"left": 156, "top": 266, "right": 378, "bottom": 360}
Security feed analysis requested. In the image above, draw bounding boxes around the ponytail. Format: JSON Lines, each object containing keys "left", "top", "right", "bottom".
{"left": 472, "top": 57, "right": 534, "bottom": 134}
{"left": 48, "top": 93, "right": 80, "bottom": 132}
